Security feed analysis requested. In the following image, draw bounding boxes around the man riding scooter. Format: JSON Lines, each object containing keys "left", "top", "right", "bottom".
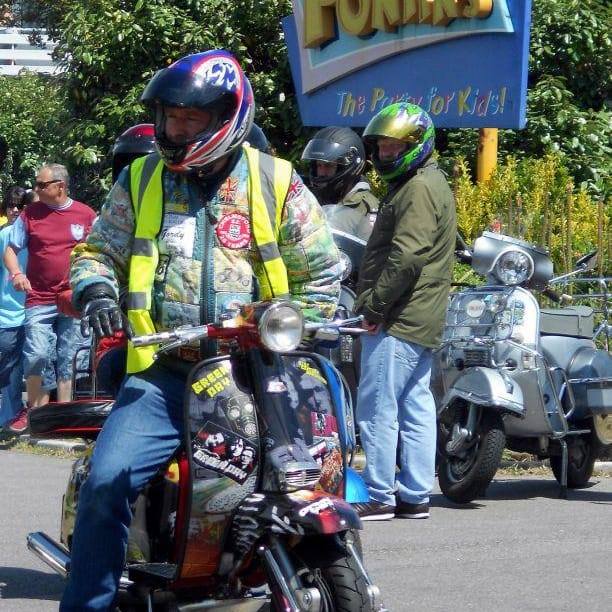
{"left": 59, "top": 49, "right": 342, "bottom": 611}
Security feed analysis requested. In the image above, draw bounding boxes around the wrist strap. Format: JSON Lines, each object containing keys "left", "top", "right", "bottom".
{"left": 9, "top": 271, "right": 23, "bottom": 281}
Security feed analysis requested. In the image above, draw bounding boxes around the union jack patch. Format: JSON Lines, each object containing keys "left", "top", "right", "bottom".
{"left": 219, "top": 177, "right": 239, "bottom": 203}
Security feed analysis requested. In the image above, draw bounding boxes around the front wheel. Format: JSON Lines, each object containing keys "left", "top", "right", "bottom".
{"left": 270, "top": 531, "right": 373, "bottom": 612}
{"left": 437, "top": 405, "right": 505, "bottom": 504}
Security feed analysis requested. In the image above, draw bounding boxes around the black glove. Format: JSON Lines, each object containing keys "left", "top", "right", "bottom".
{"left": 79, "top": 284, "right": 133, "bottom": 339}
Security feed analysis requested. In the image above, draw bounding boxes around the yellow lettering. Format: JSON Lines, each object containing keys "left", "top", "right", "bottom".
{"left": 304, "top": 0, "right": 337, "bottom": 48}
{"left": 372, "top": 0, "right": 401, "bottom": 32}
{"left": 458, "top": 86, "right": 472, "bottom": 115}
{"left": 401, "top": 0, "right": 417, "bottom": 24}
{"left": 303, "top": 0, "right": 492, "bottom": 48}
{"left": 417, "top": 0, "right": 432, "bottom": 23}
{"left": 192, "top": 380, "right": 203, "bottom": 394}
{"left": 461, "top": 0, "right": 493, "bottom": 19}
{"left": 337, "top": 0, "right": 374, "bottom": 36}
{"left": 432, "top": 0, "right": 460, "bottom": 26}
{"left": 370, "top": 87, "right": 386, "bottom": 111}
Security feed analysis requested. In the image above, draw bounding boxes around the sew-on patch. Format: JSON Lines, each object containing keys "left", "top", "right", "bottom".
{"left": 215, "top": 212, "right": 251, "bottom": 250}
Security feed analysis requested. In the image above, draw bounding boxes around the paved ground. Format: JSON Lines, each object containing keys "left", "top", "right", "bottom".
{"left": 1, "top": 448, "right": 611, "bottom": 612}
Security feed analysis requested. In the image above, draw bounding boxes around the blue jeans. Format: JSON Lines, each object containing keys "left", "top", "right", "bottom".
{"left": 60, "top": 362, "right": 185, "bottom": 611}
{"left": 23, "top": 304, "right": 78, "bottom": 380}
{"left": 0, "top": 326, "right": 25, "bottom": 425}
{"left": 356, "top": 330, "right": 436, "bottom": 506}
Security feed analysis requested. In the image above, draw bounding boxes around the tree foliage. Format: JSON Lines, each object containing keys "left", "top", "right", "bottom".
{"left": 22, "top": 0, "right": 301, "bottom": 205}
{"left": 453, "top": 153, "right": 610, "bottom": 274}
{"left": 3, "top": 0, "right": 610, "bottom": 209}
{"left": 444, "top": 0, "right": 611, "bottom": 197}
{"left": 0, "top": 71, "right": 68, "bottom": 196}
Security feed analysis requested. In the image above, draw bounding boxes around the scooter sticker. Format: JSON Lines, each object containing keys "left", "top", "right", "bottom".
{"left": 192, "top": 422, "right": 257, "bottom": 485}
{"left": 192, "top": 365, "right": 232, "bottom": 399}
{"left": 311, "top": 411, "right": 338, "bottom": 438}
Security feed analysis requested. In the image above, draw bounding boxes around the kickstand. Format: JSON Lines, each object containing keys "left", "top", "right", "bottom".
{"left": 558, "top": 439, "right": 568, "bottom": 499}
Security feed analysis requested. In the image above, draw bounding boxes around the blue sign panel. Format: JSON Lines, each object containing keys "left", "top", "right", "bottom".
{"left": 282, "top": 0, "right": 531, "bottom": 128}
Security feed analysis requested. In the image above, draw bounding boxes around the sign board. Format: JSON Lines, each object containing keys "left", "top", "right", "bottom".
{"left": 282, "top": 0, "right": 531, "bottom": 128}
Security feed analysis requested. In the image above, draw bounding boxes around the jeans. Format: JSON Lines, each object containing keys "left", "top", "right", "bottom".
{"left": 60, "top": 362, "right": 186, "bottom": 611}
{"left": 0, "top": 326, "right": 25, "bottom": 425}
{"left": 23, "top": 304, "right": 78, "bottom": 380}
{"left": 356, "top": 330, "right": 436, "bottom": 506}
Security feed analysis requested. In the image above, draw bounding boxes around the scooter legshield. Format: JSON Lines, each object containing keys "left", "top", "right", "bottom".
{"left": 180, "top": 356, "right": 261, "bottom": 580}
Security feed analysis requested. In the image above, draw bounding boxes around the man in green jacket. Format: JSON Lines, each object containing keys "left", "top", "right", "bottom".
{"left": 352, "top": 103, "right": 456, "bottom": 521}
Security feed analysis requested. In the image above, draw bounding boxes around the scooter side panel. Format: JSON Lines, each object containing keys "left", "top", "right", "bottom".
{"left": 439, "top": 366, "right": 525, "bottom": 417}
{"left": 180, "top": 357, "right": 260, "bottom": 579}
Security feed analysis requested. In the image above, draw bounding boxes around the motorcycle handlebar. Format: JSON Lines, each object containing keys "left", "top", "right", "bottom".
{"left": 542, "top": 286, "right": 573, "bottom": 305}
{"left": 132, "top": 313, "right": 365, "bottom": 351}
{"left": 131, "top": 325, "right": 209, "bottom": 348}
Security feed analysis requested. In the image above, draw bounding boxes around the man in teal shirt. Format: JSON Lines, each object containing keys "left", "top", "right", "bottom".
{"left": 0, "top": 186, "right": 29, "bottom": 429}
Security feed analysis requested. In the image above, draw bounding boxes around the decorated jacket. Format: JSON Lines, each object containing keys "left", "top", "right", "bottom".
{"left": 70, "top": 149, "right": 342, "bottom": 334}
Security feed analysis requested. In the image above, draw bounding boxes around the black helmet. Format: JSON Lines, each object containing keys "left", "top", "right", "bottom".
{"left": 112, "top": 123, "right": 156, "bottom": 182}
{"left": 140, "top": 50, "right": 254, "bottom": 173}
{"left": 301, "top": 126, "right": 365, "bottom": 203}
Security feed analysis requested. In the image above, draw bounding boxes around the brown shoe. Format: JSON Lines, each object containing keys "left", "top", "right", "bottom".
{"left": 395, "top": 502, "right": 430, "bottom": 519}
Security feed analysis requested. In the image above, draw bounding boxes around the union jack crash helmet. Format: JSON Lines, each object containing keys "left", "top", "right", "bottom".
{"left": 141, "top": 50, "right": 255, "bottom": 173}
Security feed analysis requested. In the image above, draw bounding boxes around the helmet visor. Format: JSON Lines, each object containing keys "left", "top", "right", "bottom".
{"left": 363, "top": 111, "right": 423, "bottom": 147}
{"left": 301, "top": 138, "right": 352, "bottom": 166}
{"left": 142, "top": 63, "right": 237, "bottom": 111}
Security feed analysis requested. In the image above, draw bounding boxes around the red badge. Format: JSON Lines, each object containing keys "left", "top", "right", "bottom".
{"left": 215, "top": 213, "right": 251, "bottom": 249}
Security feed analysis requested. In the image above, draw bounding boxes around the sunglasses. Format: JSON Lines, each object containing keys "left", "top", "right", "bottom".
{"left": 34, "top": 179, "right": 62, "bottom": 190}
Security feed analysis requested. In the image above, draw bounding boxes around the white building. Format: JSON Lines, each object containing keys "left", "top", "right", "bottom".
{"left": 0, "top": 27, "right": 60, "bottom": 76}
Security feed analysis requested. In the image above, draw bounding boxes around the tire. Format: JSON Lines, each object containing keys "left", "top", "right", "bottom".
{"left": 270, "top": 531, "right": 372, "bottom": 612}
{"left": 437, "top": 405, "right": 505, "bottom": 504}
{"left": 550, "top": 433, "right": 596, "bottom": 488}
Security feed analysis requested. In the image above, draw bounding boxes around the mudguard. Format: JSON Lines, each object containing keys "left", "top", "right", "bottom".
{"left": 439, "top": 367, "right": 525, "bottom": 417}
{"left": 234, "top": 490, "right": 362, "bottom": 540}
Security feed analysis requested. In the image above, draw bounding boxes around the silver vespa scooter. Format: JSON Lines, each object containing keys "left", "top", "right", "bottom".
{"left": 432, "top": 231, "right": 612, "bottom": 503}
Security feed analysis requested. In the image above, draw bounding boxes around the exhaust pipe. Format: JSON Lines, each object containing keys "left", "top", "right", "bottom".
{"left": 27, "top": 531, "right": 70, "bottom": 578}
{"left": 27, "top": 531, "right": 133, "bottom": 589}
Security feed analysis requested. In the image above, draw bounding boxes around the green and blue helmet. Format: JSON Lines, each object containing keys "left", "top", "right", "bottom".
{"left": 363, "top": 102, "right": 435, "bottom": 181}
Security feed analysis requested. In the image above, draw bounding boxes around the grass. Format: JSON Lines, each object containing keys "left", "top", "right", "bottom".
{"left": 0, "top": 431, "right": 86, "bottom": 458}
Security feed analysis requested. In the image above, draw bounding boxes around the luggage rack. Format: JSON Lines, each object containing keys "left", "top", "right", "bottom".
{"left": 548, "top": 276, "right": 611, "bottom": 351}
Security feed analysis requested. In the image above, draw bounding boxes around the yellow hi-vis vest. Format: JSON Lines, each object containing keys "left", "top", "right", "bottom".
{"left": 125, "top": 145, "right": 293, "bottom": 373}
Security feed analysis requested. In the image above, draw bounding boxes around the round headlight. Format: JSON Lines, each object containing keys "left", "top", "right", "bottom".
{"left": 492, "top": 250, "right": 534, "bottom": 285}
{"left": 258, "top": 303, "right": 304, "bottom": 352}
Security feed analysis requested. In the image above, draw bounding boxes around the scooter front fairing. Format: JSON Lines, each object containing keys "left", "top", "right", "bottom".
{"left": 178, "top": 349, "right": 362, "bottom": 581}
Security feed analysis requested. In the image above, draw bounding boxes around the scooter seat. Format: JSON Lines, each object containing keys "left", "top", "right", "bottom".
{"left": 28, "top": 400, "right": 114, "bottom": 440}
